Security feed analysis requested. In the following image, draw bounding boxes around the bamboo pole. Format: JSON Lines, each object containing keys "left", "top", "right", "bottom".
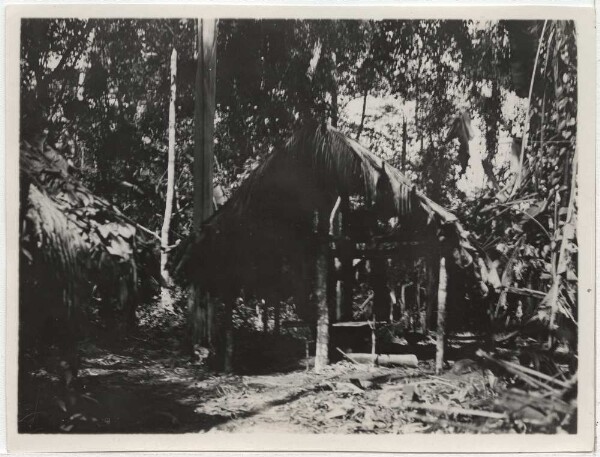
{"left": 435, "top": 257, "right": 447, "bottom": 375}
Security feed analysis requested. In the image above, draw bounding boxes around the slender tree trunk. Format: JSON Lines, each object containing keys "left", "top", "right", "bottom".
{"left": 435, "top": 256, "right": 448, "bottom": 375}
{"left": 330, "top": 51, "right": 338, "bottom": 128}
{"left": 159, "top": 48, "right": 177, "bottom": 310}
{"left": 356, "top": 88, "right": 368, "bottom": 140}
{"left": 189, "top": 19, "right": 217, "bottom": 349}
{"left": 313, "top": 210, "right": 330, "bottom": 372}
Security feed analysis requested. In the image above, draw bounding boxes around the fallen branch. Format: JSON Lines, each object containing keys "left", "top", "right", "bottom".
{"left": 476, "top": 350, "right": 559, "bottom": 394}
{"left": 336, "top": 347, "right": 359, "bottom": 365}
{"left": 404, "top": 411, "right": 497, "bottom": 433}
{"left": 506, "top": 286, "right": 547, "bottom": 299}
{"left": 502, "top": 359, "right": 571, "bottom": 389}
{"left": 403, "top": 402, "right": 508, "bottom": 420}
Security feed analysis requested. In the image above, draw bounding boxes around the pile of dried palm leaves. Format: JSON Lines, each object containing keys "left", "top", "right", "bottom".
{"left": 20, "top": 138, "right": 149, "bottom": 318}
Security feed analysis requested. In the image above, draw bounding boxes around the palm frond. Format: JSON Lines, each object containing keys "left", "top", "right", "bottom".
{"left": 20, "top": 139, "right": 146, "bottom": 312}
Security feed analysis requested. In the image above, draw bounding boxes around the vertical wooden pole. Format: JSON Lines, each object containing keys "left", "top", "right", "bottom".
{"left": 223, "top": 297, "right": 234, "bottom": 373}
{"left": 339, "top": 195, "right": 354, "bottom": 321}
{"left": 435, "top": 256, "right": 447, "bottom": 375}
{"left": 261, "top": 299, "right": 269, "bottom": 333}
{"left": 372, "top": 257, "right": 389, "bottom": 320}
{"left": 370, "top": 315, "right": 376, "bottom": 367}
{"left": 401, "top": 117, "right": 407, "bottom": 171}
{"left": 273, "top": 300, "right": 280, "bottom": 335}
{"left": 314, "top": 210, "right": 330, "bottom": 373}
{"left": 426, "top": 250, "right": 440, "bottom": 330}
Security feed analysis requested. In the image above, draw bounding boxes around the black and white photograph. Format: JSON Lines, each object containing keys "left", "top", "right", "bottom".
{"left": 5, "top": 4, "right": 595, "bottom": 453}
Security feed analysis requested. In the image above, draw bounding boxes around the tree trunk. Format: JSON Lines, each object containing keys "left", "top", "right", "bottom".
{"left": 356, "top": 88, "right": 368, "bottom": 140}
{"left": 313, "top": 210, "right": 330, "bottom": 373}
{"left": 330, "top": 51, "right": 338, "bottom": 128}
{"left": 193, "top": 19, "right": 217, "bottom": 229}
{"left": 435, "top": 256, "right": 448, "bottom": 375}
{"left": 189, "top": 19, "right": 217, "bottom": 348}
{"left": 160, "top": 48, "right": 177, "bottom": 307}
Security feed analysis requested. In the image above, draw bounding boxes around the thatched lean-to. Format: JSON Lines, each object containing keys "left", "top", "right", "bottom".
{"left": 176, "top": 123, "right": 500, "bottom": 322}
{"left": 20, "top": 139, "right": 151, "bottom": 341}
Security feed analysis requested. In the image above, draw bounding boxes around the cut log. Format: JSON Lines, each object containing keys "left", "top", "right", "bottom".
{"left": 346, "top": 353, "right": 418, "bottom": 368}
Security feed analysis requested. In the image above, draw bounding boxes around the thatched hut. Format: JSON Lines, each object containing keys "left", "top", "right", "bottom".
{"left": 19, "top": 138, "right": 153, "bottom": 349}
{"left": 177, "top": 123, "right": 500, "bottom": 371}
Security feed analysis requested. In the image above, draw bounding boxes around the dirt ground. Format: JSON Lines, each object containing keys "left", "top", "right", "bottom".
{"left": 18, "top": 332, "right": 575, "bottom": 434}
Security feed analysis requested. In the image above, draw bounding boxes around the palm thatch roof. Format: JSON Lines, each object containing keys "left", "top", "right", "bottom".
{"left": 176, "top": 123, "right": 500, "bottom": 301}
{"left": 20, "top": 139, "right": 149, "bottom": 316}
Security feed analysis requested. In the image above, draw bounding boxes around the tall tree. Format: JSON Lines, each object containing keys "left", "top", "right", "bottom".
{"left": 159, "top": 47, "right": 178, "bottom": 303}
{"left": 189, "top": 18, "right": 218, "bottom": 357}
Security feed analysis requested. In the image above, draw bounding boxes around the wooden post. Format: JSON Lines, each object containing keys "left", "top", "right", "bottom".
{"left": 261, "top": 299, "right": 269, "bottom": 332}
{"left": 339, "top": 195, "right": 354, "bottom": 321}
{"left": 314, "top": 210, "right": 330, "bottom": 373}
{"left": 273, "top": 300, "right": 280, "bottom": 335}
{"left": 435, "top": 256, "right": 447, "bottom": 375}
{"left": 372, "top": 257, "right": 389, "bottom": 320}
{"left": 401, "top": 116, "right": 407, "bottom": 171}
{"left": 223, "top": 297, "right": 234, "bottom": 373}
{"left": 426, "top": 250, "right": 440, "bottom": 330}
{"left": 370, "top": 315, "right": 376, "bottom": 367}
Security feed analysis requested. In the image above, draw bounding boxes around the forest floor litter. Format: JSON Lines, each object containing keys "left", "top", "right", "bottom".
{"left": 19, "top": 332, "right": 575, "bottom": 434}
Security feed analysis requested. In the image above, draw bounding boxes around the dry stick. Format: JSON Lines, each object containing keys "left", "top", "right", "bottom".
{"left": 427, "top": 375, "right": 460, "bottom": 389}
{"left": 336, "top": 347, "right": 359, "bottom": 365}
{"left": 404, "top": 411, "right": 495, "bottom": 433}
{"left": 403, "top": 402, "right": 508, "bottom": 420}
{"left": 358, "top": 293, "right": 374, "bottom": 312}
{"left": 476, "top": 350, "right": 557, "bottom": 393}
{"left": 550, "top": 149, "right": 578, "bottom": 329}
{"left": 502, "top": 359, "right": 571, "bottom": 389}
